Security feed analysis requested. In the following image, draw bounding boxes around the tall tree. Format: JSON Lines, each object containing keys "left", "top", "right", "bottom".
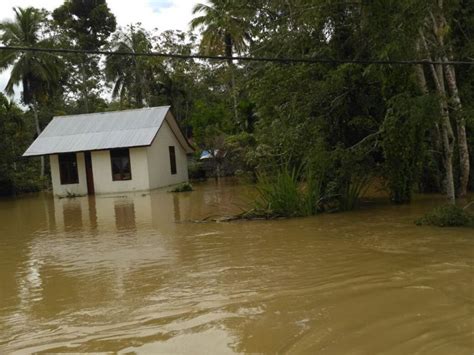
{"left": 190, "top": 0, "right": 253, "bottom": 125}
{"left": 53, "top": 0, "right": 116, "bottom": 113}
{"left": 416, "top": 0, "right": 471, "bottom": 201}
{"left": 0, "top": 7, "right": 62, "bottom": 177}
{"left": 106, "top": 25, "right": 153, "bottom": 108}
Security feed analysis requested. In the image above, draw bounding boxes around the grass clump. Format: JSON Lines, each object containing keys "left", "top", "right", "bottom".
{"left": 255, "top": 167, "right": 302, "bottom": 217}
{"left": 415, "top": 204, "right": 473, "bottom": 227}
{"left": 253, "top": 165, "right": 324, "bottom": 218}
{"left": 251, "top": 158, "right": 372, "bottom": 218}
{"left": 170, "top": 182, "right": 193, "bottom": 193}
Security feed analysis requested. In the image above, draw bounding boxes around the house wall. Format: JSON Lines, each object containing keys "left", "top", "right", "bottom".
{"left": 91, "top": 147, "right": 150, "bottom": 194}
{"left": 147, "top": 118, "right": 189, "bottom": 189}
{"left": 50, "top": 153, "right": 88, "bottom": 197}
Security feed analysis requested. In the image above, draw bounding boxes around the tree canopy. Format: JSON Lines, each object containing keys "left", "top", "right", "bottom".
{"left": 0, "top": 0, "right": 471, "bottom": 203}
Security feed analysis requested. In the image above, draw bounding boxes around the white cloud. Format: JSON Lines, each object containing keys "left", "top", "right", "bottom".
{"left": 0, "top": 0, "right": 200, "bottom": 100}
{"left": 109, "top": 0, "right": 196, "bottom": 32}
{"left": 0, "top": 0, "right": 196, "bottom": 30}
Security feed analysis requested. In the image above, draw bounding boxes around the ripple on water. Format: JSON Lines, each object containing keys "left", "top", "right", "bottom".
{"left": 0, "top": 185, "right": 473, "bottom": 354}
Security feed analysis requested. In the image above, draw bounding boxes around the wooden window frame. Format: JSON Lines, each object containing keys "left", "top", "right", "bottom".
{"left": 58, "top": 153, "right": 79, "bottom": 185}
{"left": 110, "top": 148, "right": 132, "bottom": 181}
{"left": 169, "top": 146, "right": 177, "bottom": 175}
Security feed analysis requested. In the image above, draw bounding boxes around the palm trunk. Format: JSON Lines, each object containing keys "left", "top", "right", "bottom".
{"left": 230, "top": 66, "right": 239, "bottom": 126}
{"left": 443, "top": 61, "right": 470, "bottom": 197}
{"left": 130, "top": 25, "right": 144, "bottom": 108}
{"left": 225, "top": 33, "right": 239, "bottom": 126}
{"left": 134, "top": 56, "right": 144, "bottom": 107}
{"left": 32, "top": 103, "right": 45, "bottom": 178}
{"left": 80, "top": 58, "right": 89, "bottom": 113}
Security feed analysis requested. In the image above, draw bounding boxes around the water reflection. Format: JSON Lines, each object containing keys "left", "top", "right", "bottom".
{"left": 51, "top": 190, "right": 189, "bottom": 234}
{"left": 0, "top": 183, "right": 472, "bottom": 354}
{"left": 62, "top": 199, "right": 83, "bottom": 232}
{"left": 114, "top": 199, "right": 136, "bottom": 231}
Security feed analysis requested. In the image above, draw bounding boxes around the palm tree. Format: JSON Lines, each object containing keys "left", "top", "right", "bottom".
{"left": 190, "top": 0, "right": 253, "bottom": 124}
{"left": 0, "top": 7, "right": 61, "bottom": 176}
{"left": 190, "top": 0, "right": 251, "bottom": 64}
{"left": 106, "top": 25, "right": 154, "bottom": 108}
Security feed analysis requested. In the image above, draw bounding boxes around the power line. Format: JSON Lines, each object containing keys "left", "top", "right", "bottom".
{"left": 0, "top": 45, "right": 472, "bottom": 66}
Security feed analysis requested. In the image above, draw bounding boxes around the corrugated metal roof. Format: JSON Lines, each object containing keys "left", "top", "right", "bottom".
{"left": 23, "top": 106, "right": 186, "bottom": 156}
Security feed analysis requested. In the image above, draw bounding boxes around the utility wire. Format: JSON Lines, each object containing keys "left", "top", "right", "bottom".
{"left": 0, "top": 45, "right": 472, "bottom": 66}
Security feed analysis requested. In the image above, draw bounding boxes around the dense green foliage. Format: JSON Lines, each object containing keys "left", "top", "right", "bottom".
{"left": 415, "top": 204, "right": 473, "bottom": 227}
{"left": 0, "top": 93, "right": 43, "bottom": 195}
{"left": 0, "top": 0, "right": 472, "bottom": 206}
{"left": 382, "top": 94, "right": 435, "bottom": 203}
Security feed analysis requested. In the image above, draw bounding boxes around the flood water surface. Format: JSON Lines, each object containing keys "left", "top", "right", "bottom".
{"left": 0, "top": 180, "right": 473, "bottom": 354}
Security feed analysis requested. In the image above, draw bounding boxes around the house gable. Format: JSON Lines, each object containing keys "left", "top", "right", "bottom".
{"left": 149, "top": 110, "right": 194, "bottom": 154}
{"left": 146, "top": 119, "right": 189, "bottom": 189}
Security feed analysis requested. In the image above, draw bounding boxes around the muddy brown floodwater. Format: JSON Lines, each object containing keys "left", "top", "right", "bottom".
{"left": 0, "top": 179, "right": 473, "bottom": 354}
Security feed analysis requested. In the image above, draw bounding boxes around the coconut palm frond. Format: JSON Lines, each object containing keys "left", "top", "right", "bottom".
{"left": 190, "top": 0, "right": 254, "bottom": 58}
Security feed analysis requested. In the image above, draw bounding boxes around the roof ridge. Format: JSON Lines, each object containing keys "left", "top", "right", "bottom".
{"left": 53, "top": 105, "right": 170, "bottom": 119}
{"left": 44, "top": 126, "right": 160, "bottom": 137}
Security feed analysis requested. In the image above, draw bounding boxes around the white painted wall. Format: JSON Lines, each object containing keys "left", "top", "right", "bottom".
{"left": 50, "top": 153, "right": 88, "bottom": 197}
{"left": 147, "top": 117, "right": 189, "bottom": 189}
{"left": 91, "top": 147, "right": 150, "bottom": 194}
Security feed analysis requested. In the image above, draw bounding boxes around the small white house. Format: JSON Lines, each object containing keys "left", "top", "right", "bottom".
{"left": 23, "top": 106, "right": 194, "bottom": 197}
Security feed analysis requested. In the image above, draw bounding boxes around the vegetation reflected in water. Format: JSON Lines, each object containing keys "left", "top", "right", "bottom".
{"left": 0, "top": 180, "right": 472, "bottom": 354}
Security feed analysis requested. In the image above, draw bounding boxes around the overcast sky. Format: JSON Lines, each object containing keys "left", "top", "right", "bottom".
{"left": 0, "top": 0, "right": 200, "bottom": 101}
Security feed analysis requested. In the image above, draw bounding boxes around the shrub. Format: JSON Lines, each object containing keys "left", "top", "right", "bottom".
{"left": 381, "top": 94, "right": 434, "bottom": 203}
{"left": 170, "top": 182, "right": 193, "bottom": 193}
{"left": 338, "top": 175, "right": 371, "bottom": 211}
{"left": 255, "top": 167, "right": 301, "bottom": 217}
{"left": 253, "top": 165, "right": 324, "bottom": 217}
{"left": 415, "top": 204, "right": 473, "bottom": 227}
{"left": 13, "top": 170, "right": 46, "bottom": 194}
{"left": 188, "top": 161, "right": 207, "bottom": 180}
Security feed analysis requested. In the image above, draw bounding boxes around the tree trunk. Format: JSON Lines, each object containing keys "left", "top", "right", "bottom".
{"left": 439, "top": 98, "right": 456, "bottom": 204}
{"left": 32, "top": 103, "right": 45, "bottom": 178}
{"left": 415, "top": 58, "right": 442, "bottom": 151}
{"left": 134, "top": 56, "right": 144, "bottom": 108}
{"left": 414, "top": 60, "right": 443, "bottom": 192}
{"left": 80, "top": 58, "right": 89, "bottom": 113}
{"left": 443, "top": 61, "right": 470, "bottom": 197}
{"left": 434, "top": 63, "right": 456, "bottom": 204}
{"left": 420, "top": 29, "right": 456, "bottom": 204}
{"left": 230, "top": 66, "right": 239, "bottom": 126}
{"left": 431, "top": 3, "right": 470, "bottom": 196}
{"left": 225, "top": 32, "right": 239, "bottom": 126}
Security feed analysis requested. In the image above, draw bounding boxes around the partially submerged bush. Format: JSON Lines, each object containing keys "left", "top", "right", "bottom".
{"left": 337, "top": 175, "right": 371, "bottom": 211}
{"left": 188, "top": 161, "right": 206, "bottom": 181}
{"left": 253, "top": 165, "right": 325, "bottom": 217}
{"left": 415, "top": 204, "right": 473, "bottom": 227}
{"left": 170, "top": 182, "right": 193, "bottom": 193}
{"left": 251, "top": 151, "right": 373, "bottom": 218}
{"left": 255, "top": 167, "right": 302, "bottom": 217}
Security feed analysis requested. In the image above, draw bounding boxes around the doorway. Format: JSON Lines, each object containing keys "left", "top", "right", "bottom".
{"left": 84, "top": 151, "right": 95, "bottom": 195}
